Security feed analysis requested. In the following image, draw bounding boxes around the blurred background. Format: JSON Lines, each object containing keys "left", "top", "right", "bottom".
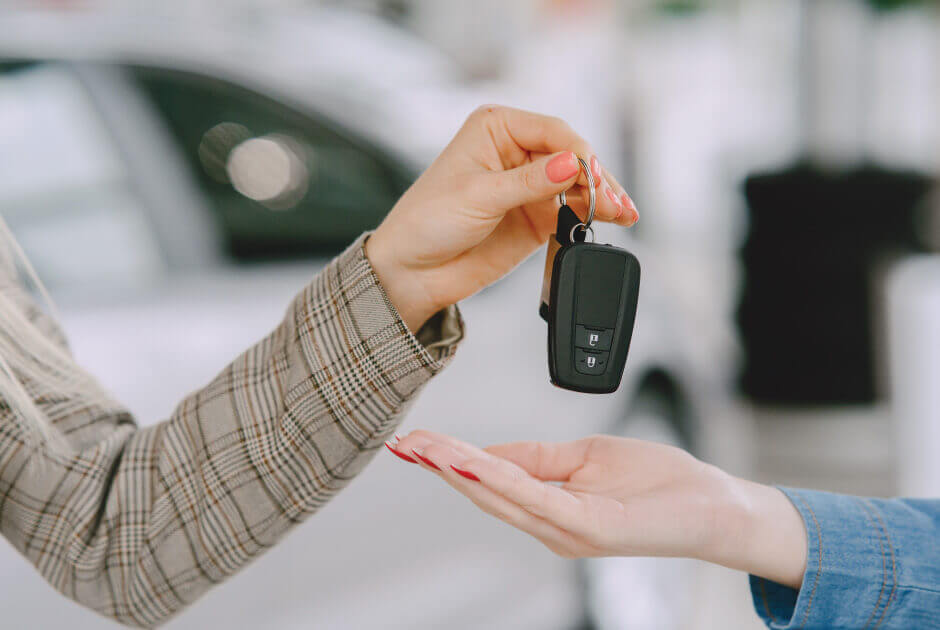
{"left": 0, "top": 0, "right": 938, "bottom": 628}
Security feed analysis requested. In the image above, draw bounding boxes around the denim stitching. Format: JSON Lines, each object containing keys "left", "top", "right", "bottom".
{"left": 856, "top": 498, "right": 888, "bottom": 629}
{"left": 758, "top": 578, "right": 778, "bottom": 624}
{"left": 796, "top": 494, "right": 822, "bottom": 630}
{"left": 868, "top": 501, "right": 898, "bottom": 630}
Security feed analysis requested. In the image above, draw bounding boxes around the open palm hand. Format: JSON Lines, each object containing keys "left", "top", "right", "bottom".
{"left": 389, "top": 430, "right": 807, "bottom": 590}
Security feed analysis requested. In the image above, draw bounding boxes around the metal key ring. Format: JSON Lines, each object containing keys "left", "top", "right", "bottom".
{"left": 569, "top": 223, "right": 595, "bottom": 243}
{"left": 558, "top": 156, "right": 596, "bottom": 229}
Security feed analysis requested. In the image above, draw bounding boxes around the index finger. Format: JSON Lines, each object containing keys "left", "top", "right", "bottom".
{"left": 396, "top": 431, "right": 594, "bottom": 537}
{"left": 452, "top": 452, "right": 591, "bottom": 536}
{"left": 479, "top": 106, "right": 596, "bottom": 189}
{"left": 502, "top": 110, "right": 635, "bottom": 223}
{"left": 480, "top": 105, "right": 592, "bottom": 154}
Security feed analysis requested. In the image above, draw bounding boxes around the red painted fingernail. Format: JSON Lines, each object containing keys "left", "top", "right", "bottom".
{"left": 629, "top": 208, "right": 639, "bottom": 225}
{"left": 546, "top": 152, "right": 579, "bottom": 183}
{"left": 385, "top": 442, "right": 417, "bottom": 463}
{"left": 451, "top": 465, "right": 480, "bottom": 482}
{"left": 604, "top": 185, "right": 621, "bottom": 208}
{"left": 590, "top": 155, "right": 602, "bottom": 187}
{"left": 621, "top": 193, "right": 637, "bottom": 212}
{"left": 412, "top": 449, "right": 441, "bottom": 471}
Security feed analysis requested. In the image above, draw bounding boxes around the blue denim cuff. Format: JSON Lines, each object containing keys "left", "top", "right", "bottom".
{"left": 749, "top": 487, "right": 898, "bottom": 629}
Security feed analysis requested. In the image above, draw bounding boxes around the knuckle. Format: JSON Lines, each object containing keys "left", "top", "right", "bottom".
{"left": 545, "top": 114, "right": 567, "bottom": 130}
{"left": 519, "top": 166, "right": 539, "bottom": 193}
{"left": 469, "top": 104, "right": 503, "bottom": 124}
{"left": 551, "top": 117, "right": 587, "bottom": 148}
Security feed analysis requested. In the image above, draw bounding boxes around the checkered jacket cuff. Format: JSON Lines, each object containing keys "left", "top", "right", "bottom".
{"left": 267, "top": 231, "right": 464, "bottom": 516}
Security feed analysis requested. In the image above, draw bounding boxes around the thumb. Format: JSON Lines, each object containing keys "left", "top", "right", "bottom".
{"left": 478, "top": 151, "right": 581, "bottom": 212}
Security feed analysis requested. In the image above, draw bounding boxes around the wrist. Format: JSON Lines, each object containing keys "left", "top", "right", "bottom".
{"left": 708, "top": 474, "right": 808, "bottom": 590}
{"left": 365, "top": 233, "right": 440, "bottom": 333}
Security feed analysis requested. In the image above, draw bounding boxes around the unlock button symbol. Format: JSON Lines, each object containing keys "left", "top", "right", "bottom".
{"left": 575, "top": 326, "right": 612, "bottom": 351}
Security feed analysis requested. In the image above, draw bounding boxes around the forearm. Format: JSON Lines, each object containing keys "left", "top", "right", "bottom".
{"left": 2, "top": 234, "right": 462, "bottom": 626}
{"left": 711, "top": 481, "right": 940, "bottom": 629}
{"left": 705, "top": 473, "right": 808, "bottom": 590}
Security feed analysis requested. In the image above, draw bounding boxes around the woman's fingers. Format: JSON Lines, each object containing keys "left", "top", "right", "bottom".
{"left": 490, "top": 105, "right": 633, "bottom": 215}
{"left": 601, "top": 165, "right": 639, "bottom": 226}
{"left": 398, "top": 434, "right": 593, "bottom": 537}
{"left": 404, "top": 440, "right": 591, "bottom": 557}
{"left": 481, "top": 105, "right": 595, "bottom": 159}
{"left": 477, "top": 152, "right": 624, "bottom": 226}
{"left": 577, "top": 159, "right": 637, "bottom": 227}
{"left": 473, "top": 106, "right": 604, "bottom": 205}
{"left": 396, "top": 429, "right": 486, "bottom": 461}
{"left": 484, "top": 439, "right": 592, "bottom": 482}
{"left": 479, "top": 151, "right": 581, "bottom": 213}
{"left": 469, "top": 106, "right": 636, "bottom": 226}
{"left": 458, "top": 481, "right": 585, "bottom": 557}
{"left": 397, "top": 431, "right": 591, "bottom": 483}
{"left": 451, "top": 454, "right": 591, "bottom": 534}
{"left": 577, "top": 181, "right": 622, "bottom": 223}
{"left": 391, "top": 434, "right": 579, "bottom": 548}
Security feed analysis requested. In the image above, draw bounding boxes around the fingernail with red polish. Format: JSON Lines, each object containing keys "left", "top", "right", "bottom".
{"left": 621, "top": 193, "right": 637, "bottom": 212}
{"left": 628, "top": 208, "right": 639, "bottom": 225}
{"left": 590, "top": 155, "right": 602, "bottom": 187}
{"left": 546, "top": 152, "right": 579, "bottom": 183}
{"left": 412, "top": 449, "right": 441, "bottom": 471}
{"left": 385, "top": 441, "right": 417, "bottom": 463}
{"left": 451, "top": 465, "right": 480, "bottom": 482}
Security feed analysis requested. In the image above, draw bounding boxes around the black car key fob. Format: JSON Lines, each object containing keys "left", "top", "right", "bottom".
{"left": 540, "top": 166, "right": 640, "bottom": 393}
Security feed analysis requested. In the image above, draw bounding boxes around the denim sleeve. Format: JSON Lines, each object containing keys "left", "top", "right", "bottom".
{"left": 750, "top": 488, "right": 940, "bottom": 629}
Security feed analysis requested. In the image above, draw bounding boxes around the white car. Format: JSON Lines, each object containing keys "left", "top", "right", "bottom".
{"left": 0, "top": 9, "right": 709, "bottom": 630}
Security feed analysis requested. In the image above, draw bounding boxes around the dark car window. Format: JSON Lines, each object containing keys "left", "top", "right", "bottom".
{"left": 129, "top": 66, "right": 414, "bottom": 261}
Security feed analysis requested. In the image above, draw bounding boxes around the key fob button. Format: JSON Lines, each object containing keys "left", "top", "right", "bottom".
{"left": 575, "top": 325, "right": 613, "bottom": 351}
{"left": 575, "top": 349, "right": 609, "bottom": 375}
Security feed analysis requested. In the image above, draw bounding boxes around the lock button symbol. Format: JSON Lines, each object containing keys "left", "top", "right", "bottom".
{"left": 574, "top": 349, "right": 609, "bottom": 375}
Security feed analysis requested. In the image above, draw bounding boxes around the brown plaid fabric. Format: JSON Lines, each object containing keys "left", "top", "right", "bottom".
{"left": 0, "top": 235, "right": 463, "bottom": 627}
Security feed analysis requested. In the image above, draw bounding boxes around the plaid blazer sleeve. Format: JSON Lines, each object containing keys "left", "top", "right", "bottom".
{"left": 0, "top": 234, "right": 463, "bottom": 627}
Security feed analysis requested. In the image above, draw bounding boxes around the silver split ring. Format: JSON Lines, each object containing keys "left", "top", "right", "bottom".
{"left": 569, "top": 223, "right": 595, "bottom": 243}
{"left": 558, "top": 156, "right": 596, "bottom": 229}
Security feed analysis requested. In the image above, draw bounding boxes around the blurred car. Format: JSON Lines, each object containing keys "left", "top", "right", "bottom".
{"left": 0, "top": 8, "right": 711, "bottom": 630}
